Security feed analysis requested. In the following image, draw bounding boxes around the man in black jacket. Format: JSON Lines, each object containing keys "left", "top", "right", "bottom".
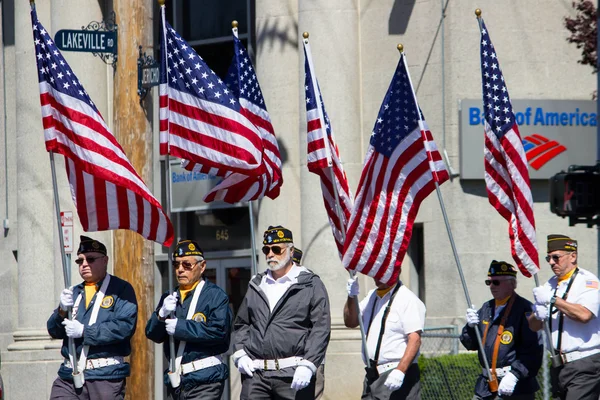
{"left": 232, "top": 226, "right": 331, "bottom": 400}
{"left": 461, "top": 260, "right": 543, "bottom": 400}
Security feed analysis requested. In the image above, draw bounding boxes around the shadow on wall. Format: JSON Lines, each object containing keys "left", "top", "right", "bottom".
{"left": 460, "top": 179, "right": 554, "bottom": 203}
{"left": 2, "top": 0, "right": 15, "bottom": 46}
{"left": 389, "top": 0, "right": 417, "bottom": 35}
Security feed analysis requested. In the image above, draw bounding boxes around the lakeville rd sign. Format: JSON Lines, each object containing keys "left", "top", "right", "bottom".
{"left": 54, "top": 29, "right": 117, "bottom": 54}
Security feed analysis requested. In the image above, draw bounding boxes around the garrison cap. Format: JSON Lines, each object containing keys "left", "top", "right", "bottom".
{"left": 547, "top": 234, "right": 577, "bottom": 253}
{"left": 77, "top": 235, "right": 107, "bottom": 256}
{"left": 292, "top": 248, "right": 303, "bottom": 265}
{"left": 174, "top": 240, "right": 204, "bottom": 258}
{"left": 263, "top": 225, "right": 293, "bottom": 245}
{"left": 488, "top": 260, "right": 517, "bottom": 278}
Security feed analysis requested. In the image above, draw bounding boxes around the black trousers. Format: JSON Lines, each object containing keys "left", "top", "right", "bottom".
{"left": 167, "top": 380, "right": 224, "bottom": 400}
{"left": 49, "top": 376, "right": 126, "bottom": 400}
{"left": 361, "top": 363, "right": 421, "bottom": 400}
{"left": 241, "top": 370, "right": 316, "bottom": 400}
{"left": 550, "top": 352, "right": 600, "bottom": 400}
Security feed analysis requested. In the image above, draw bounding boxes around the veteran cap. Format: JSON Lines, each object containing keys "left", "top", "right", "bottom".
{"left": 174, "top": 240, "right": 204, "bottom": 258}
{"left": 77, "top": 235, "right": 107, "bottom": 256}
{"left": 547, "top": 234, "right": 577, "bottom": 253}
{"left": 488, "top": 260, "right": 517, "bottom": 278}
{"left": 292, "top": 248, "right": 303, "bottom": 265}
{"left": 263, "top": 225, "right": 293, "bottom": 245}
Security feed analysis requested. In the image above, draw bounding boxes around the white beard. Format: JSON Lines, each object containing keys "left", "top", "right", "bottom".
{"left": 267, "top": 251, "right": 292, "bottom": 271}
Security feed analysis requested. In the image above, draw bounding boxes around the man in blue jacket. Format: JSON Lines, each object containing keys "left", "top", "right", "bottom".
{"left": 460, "top": 260, "right": 543, "bottom": 400}
{"left": 146, "top": 239, "right": 232, "bottom": 400}
{"left": 48, "top": 235, "right": 138, "bottom": 400}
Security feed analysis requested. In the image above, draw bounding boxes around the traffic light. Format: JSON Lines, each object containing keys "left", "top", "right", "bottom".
{"left": 549, "top": 165, "right": 600, "bottom": 224}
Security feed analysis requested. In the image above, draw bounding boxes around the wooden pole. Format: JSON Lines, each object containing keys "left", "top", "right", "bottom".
{"left": 113, "top": 1, "right": 155, "bottom": 398}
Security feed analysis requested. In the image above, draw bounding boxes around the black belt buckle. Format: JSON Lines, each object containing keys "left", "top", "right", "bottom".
{"left": 275, "top": 359, "right": 280, "bottom": 370}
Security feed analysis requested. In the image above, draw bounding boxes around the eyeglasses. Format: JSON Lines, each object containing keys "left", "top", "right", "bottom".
{"left": 261, "top": 245, "right": 286, "bottom": 256}
{"left": 75, "top": 256, "right": 103, "bottom": 265}
{"left": 485, "top": 279, "right": 504, "bottom": 286}
{"left": 545, "top": 253, "right": 569, "bottom": 263}
{"left": 172, "top": 260, "right": 200, "bottom": 271}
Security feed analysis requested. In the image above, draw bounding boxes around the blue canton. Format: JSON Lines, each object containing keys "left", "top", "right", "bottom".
{"left": 160, "top": 21, "right": 238, "bottom": 111}
{"left": 371, "top": 55, "right": 419, "bottom": 158}
{"left": 224, "top": 35, "right": 267, "bottom": 111}
{"left": 303, "top": 47, "right": 332, "bottom": 136}
{"left": 32, "top": 11, "right": 98, "bottom": 114}
{"left": 480, "top": 20, "right": 515, "bottom": 139}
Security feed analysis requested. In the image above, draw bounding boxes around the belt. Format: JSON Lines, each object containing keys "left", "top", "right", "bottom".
{"left": 561, "top": 348, "right": 600, "bottom": 364}
{"left": 252, "top": 356, "right": 303, "bottom": 371}
{"left": 181, "top": 356, "right": 223, "bottom": 375}
{"left": 376, "top": 362, "right": 399, "bottom": 374}
{"left": 64, "top": 356, "right": 124, "bottom": 370}
{"left": 484, "top": 366, "right": 511, "bottom": 378}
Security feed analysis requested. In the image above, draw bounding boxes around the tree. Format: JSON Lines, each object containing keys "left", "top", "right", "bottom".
{"left": 565, "top": 0, "right": 597, "bottom": 73}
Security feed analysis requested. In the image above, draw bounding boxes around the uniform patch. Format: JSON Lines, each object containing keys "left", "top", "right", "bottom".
{"left": 100, "top": 295, "right": 114, "bottom": 308}
{"left": 586, "top": 280, "right": 599, "bottom": 289}
{"left": 500, "top": 330, "right": 513, "bottom": 345}
{"left": 192, "top": 312, "right": 206, "bottom": 323}
{"left": 277, "top": 230, "right": 284, "bottom": 238}
{"left": 188, "top": 243, "right": 196, "bottom": 251}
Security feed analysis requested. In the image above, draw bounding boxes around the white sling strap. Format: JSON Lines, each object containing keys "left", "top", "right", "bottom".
{"left": 70, "top": 274, "right": 112, "bottom": 375}
{"left": 173, "top": 279, "right": 205, "bottom": 374}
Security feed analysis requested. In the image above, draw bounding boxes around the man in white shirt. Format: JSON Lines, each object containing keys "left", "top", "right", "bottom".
{"left": 529, "top": 234, "right": 600, "bottom": 400}
{"left": 344, "top": 275, "right": 425, "bottom": 400}
{"left": 232, "top": 226, "right": 331, "bottom": 400}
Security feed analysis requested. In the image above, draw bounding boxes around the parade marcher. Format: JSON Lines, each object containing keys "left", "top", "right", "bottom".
{"left": 344, "top": 273, "right": 425, "bottom": 400}
{"left": 232, "top": 226, "right": 331, "bottom": 400}
{"left": 47, "top": 235, "right": 138, "bottom": 400}
{"left": 292, "top": 247, "right": 326, "bottom": 400}
{"left": 461, "top": 260, "right": 543, "bottom": 400}
{"left": 528, "top": 234, "right": 600, "bottom": 400}
{"left": 146, "top": 239, "right": 232, "bottom": 400}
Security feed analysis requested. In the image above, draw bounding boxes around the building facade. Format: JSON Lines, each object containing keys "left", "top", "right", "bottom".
{"left": 0, "top": 0, "right": 597, "bottom": 399}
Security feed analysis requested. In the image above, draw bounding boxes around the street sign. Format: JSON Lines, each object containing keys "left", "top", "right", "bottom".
{"left": 140, "top": 64, "right": 160, "bottom": 89}
{"left": 61, "top": 211, "right": 74, "bottom": 253}
{"left": 54, "top": 29, "right": 117, "bottom": 55}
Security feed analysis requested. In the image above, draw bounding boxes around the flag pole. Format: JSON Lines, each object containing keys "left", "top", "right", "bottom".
{"left": 48, "top": 151, "right": 82, "bottom": 386}
{"left": 159, "top": 0, "right": 177, "bottom": 376}
{"left": 303, "top": 32, "right": 369, "bottom": 359}
{"left": 400, "top": 45, "right": 495, "bottom": 384}
{"left": 233, "top": 21, "right": 259, "bottom": 277}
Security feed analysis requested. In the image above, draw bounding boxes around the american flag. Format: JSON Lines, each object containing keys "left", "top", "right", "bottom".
{"left": 479, "top": 19, "right": 539, "bottom": 276}
{"left": 303, "top": 38, "right": 353, "bottom": 258}
{"left": 158, "top": 10, "right": 265, "bottom": 181}
{"left": 200, "top": 30, "right": 283, "bottom": 203}
{"left": 342, "top": 54, "right": 448, "bottom": 284}
{"left": 31, "top": 8, "right": 174, "bottom": 246}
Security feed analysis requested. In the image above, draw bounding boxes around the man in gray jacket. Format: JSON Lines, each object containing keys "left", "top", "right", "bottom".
{"left": 232, "top": 225, "right": 331, "bottom": 400}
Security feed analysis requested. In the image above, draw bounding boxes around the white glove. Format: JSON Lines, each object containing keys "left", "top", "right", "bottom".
{"left": 165, "top": 318, "right": 177, "bottom": 335}
{"left": 159, "top": 292, "right": 178, "bottom": 318}
{"left": 466, "top": 306, "right": 479, "bottom": 327}
{"left": 384, "top": 369, "right": 405, "bottom": 391}
{"left": 533, "top": 286, "right": 553, "bottom": 305}
{"left": 534, "top": 304, "right": 549, "bottom": 321}
{"left": 290, "top": 365, "right": 313, "bottom": 391}
{"left": 237, "top": 355, "right": 256, "bottom": 377}
{"left": 497, "top": 371, "right": 518, "bottom": 396}
{"left": 61, "top": 319, "right": 84, "bottom": 338}
{"left": 347, "top": 277, "right": 359, "bottom": 298}
{"left": 59, "top": 288, "right": 74, "bottom": 311}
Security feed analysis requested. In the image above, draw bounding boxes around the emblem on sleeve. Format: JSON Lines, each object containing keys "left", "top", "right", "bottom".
{"left": 100, "top": 295, "right": 114, "bottom": 308}
{"left": 192, "top": 312, "right": 206, "bottom": 323}
{"left": 500, "top": 330, "right": 513, "bottom": 345}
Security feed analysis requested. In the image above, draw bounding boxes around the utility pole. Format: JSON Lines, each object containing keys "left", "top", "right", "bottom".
{"left": 113, "top": 1, "right": 155, "bottom": 398}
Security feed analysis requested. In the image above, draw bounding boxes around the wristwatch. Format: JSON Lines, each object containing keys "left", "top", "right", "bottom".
{"left": 550, "top": 296, "right": 557, "bottom": 306}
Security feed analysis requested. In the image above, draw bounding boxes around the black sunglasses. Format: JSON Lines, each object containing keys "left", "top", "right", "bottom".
{"left": 485, "top": 279, "right": 503, "bottom": 286}
{"left": 172, "top": 260, "right": 200, "bottom": 270}
{"left": 75, "top": 256, "right": 103, "bottom": 265}
{"left": 545, "top": 253, "right": 569, "bottom": 263}
{"left": 262, "top": 245, "right": 286, "bottom": 256}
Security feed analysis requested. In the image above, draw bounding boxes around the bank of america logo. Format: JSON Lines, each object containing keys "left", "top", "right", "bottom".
{"left": 522, "top": 134, "right": 567, "bottom": 170}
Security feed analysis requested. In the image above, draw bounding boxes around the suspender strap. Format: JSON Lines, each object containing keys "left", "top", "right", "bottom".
{"left": 174, "top": 279, "right": 205, "bottom": 374}
{"left": 550, "top": 268, "right": 579, "bottom": 352}
{"left": 481, "top": 320, "right": 492, "bottom": 346}
{"left": 371, "top": 282, "right": 402, "bottom": 364}
{"left": 491, "top": 295, "right": 516, "bottom": 378}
